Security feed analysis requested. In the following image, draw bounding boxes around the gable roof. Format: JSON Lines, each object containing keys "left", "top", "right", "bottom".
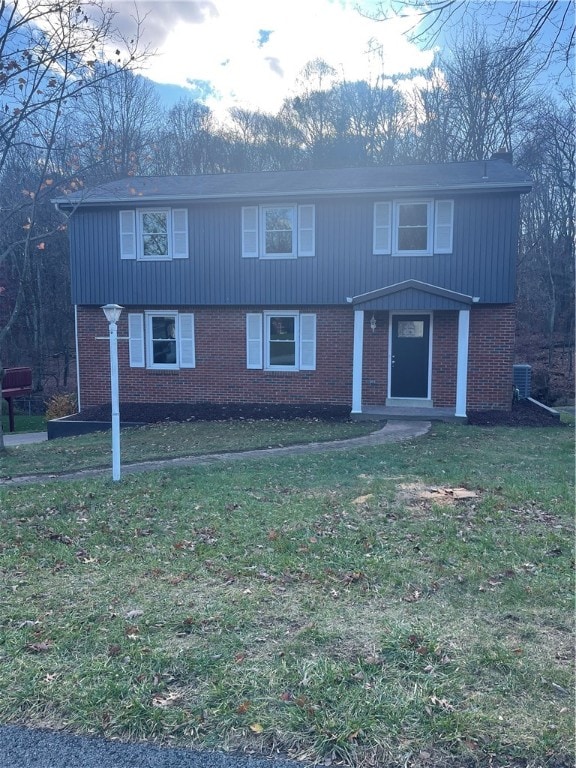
{"left": 54, "top": 160, "right": 532, "bottom": 208}
{"left": 349, "top": 280, "right": 479, "bottom": 311}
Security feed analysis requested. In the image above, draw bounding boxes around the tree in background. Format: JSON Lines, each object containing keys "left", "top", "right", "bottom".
{"left": 374, "top": 0, "right": 574, "bottom": 73}
{"left": 516, "top": 96, "right": 575, "bottom": 399}
{"left": 0, "top": 0, "right": 147, "bottom": 449}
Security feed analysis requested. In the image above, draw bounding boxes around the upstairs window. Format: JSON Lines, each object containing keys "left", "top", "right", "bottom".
{"left": 242, "top": 204, "right": 315, "bottom": 259}
{"left": 373, "top": 200, "right": 453, "bottom": 256}
{"left": 396, "top": 202, "right": 431, "bottom": 252}
{"left": 120, "top": 209, "right": 189, "bottom": 260}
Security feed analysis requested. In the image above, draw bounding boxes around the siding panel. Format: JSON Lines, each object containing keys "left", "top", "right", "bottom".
{"left": 70, "top": 193, "right": 520, "bottom": 308}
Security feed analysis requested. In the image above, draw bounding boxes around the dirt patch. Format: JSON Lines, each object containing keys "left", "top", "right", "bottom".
{"left": 397, "top": 482, "right": 479, "bottom": 508}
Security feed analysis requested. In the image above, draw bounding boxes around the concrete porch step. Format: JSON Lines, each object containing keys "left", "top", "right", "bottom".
{"left": 353, "top": 406, "right": 465, "bottom": 423}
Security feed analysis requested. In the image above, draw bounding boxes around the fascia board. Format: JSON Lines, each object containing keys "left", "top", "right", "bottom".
{"left": 52, "top": 181, "right": 532, "bottom": 208}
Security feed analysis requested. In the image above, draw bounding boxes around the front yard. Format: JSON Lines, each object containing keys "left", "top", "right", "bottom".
{"left": 0, "top": 421, "right": 573, "bottom": 767}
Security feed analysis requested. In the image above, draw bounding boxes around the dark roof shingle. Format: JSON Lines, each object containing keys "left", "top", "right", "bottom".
{"left": 54, "top": 160, "right": 532, "bottom": 207}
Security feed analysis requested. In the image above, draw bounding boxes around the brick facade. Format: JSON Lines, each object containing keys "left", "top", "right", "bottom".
{"left": 77, "top": 303, "right": 515, "bottom": 413}
{"left": 467, "top": 304, "right": 516, "bottom": 410}
{"left": 77, "top": 306, "right": 354, "bottom": 409}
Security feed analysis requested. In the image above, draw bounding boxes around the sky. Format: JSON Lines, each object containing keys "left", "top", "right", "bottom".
{"left": 107, "top": 0, "right": 436, "bottom": 115}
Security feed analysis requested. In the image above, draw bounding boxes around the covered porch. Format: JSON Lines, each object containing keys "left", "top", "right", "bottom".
{"left": 348, "top": 279, "right": 479, "bottom": 420}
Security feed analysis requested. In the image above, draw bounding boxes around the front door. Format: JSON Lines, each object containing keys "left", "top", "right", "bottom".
{"left": 390, "top": 314, "right": 430, "bottom": 398}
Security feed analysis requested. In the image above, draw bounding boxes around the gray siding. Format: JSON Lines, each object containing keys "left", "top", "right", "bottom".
{"left": 70, "top": 192, "right": 520, "bottom": 307}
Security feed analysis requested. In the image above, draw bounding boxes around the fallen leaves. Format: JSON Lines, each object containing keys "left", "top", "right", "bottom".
{"left": 26, "top": 640, "right": 52, "bottom": 653}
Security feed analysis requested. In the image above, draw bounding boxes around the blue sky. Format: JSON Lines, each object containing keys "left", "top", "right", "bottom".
{"left": 108, "top": 0, "right": 573, "bottom": 114}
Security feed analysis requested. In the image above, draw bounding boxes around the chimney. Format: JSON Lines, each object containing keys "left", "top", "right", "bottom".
{"left": 491, "top": 148, "right": 513, "bottom": 163}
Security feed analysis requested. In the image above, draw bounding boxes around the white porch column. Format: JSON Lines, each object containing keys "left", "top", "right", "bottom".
{"left": 351, "top": 310, "right": 364, "bottom": 414}
{"left": 455, "top": 308, "right": 470, "bottom": 418}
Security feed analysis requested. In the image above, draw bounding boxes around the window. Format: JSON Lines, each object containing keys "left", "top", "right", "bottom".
{"left": 246, "top": 312, "right": 316, "bottom": 371}
{"left": 396, "top": 202, "right": 431, "bottom": 253}
{"left": 128, "top": 312, "right": 195, "bottom": 369}
{"left": 120, "top": 209, "right": 189, "bottom": 260}
{"left": 242, "top": 204, "right": 315, "bottom": 258}
{"left": 373, "top": 200, "right": 453, "bottom": 256}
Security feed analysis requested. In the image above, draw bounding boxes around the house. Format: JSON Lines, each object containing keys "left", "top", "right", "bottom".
{"left": 54, "top": 159, "right": 532, "bottom": 420}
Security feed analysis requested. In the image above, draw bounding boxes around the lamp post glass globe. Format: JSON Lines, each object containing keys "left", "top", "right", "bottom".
{"left": 102, "top": 303, "right": 123, "bottom": 324}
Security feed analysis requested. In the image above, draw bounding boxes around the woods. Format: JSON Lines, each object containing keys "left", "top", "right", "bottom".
{"left": 1, "top": 2, "right": 573, "bottom": 416}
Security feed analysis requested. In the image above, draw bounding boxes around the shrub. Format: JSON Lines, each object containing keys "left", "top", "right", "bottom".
{"left": 45, "top": 393, "right": 77, "bottom": 420}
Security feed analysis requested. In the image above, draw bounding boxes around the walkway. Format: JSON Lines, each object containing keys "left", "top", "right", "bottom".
{"left": 1, "top": 421, "right": 431, "bottom": 485}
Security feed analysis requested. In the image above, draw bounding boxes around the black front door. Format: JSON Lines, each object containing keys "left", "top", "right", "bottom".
{"left": 390, "top": 314, "right": 430, "bottom": 398}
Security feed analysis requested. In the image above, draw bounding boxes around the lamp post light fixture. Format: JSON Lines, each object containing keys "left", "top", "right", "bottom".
{"left": 102, "top": 304, "right": 123, "bottom": 481}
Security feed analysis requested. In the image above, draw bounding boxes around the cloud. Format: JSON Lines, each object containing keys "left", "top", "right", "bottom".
{"left": 265, "top": 57, "right": 284, "bottom": 78}
{"left": 108, "top": 0, "right": 435, "bottom": 115}
{"left": 109, "top": 0, "right": 218, "bottom": 48}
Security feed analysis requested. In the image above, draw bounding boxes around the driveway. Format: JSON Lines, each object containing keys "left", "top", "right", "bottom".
{"left": 0, "top": 725, "right": 308, "bottom": 768}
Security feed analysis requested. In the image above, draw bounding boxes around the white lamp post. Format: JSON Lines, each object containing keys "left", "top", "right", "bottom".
{"left": 102, "top": 304, "right": 123, "bottom": 481}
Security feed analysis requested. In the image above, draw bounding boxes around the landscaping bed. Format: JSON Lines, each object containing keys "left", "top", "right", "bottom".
{"left": 73, "top": 398, "right": 561, "bottom": 427}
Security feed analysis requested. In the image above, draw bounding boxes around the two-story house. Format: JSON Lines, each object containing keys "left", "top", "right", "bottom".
{"left": 55, "top": 159, "right": 531, "bottom": 419}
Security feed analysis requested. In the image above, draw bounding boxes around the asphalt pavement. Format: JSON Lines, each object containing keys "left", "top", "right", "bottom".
{"left": 0, "top": 725, "right": 308, "bottom": 768}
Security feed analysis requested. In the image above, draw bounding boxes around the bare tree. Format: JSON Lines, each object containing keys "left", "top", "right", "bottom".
{"left": 75, "top": 67, "right": 160, "bottom": 183}
{"left": 516, "top": 97, "right": 575, "bottom": 396}
{"left": 0, "top": 0, "right": 148, "bottom": 449}
{"left": 372, "top": 1, "right": 574, "bottom": 73}
{"left": 403, "top": 33, "right": 535, "bottom": 162}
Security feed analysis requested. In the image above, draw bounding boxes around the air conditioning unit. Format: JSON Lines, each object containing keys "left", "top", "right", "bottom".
{"left": 513, "top": 364, "right": 532, "bottom": 399}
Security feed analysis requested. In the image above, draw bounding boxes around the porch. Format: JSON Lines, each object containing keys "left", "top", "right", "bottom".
{"left": 351, "top": 404, "right": 466, "bottom": 423}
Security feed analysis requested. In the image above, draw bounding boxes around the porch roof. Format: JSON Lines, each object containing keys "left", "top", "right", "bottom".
{"left": 348, "top": 280, "right": 478, "bottom": 311}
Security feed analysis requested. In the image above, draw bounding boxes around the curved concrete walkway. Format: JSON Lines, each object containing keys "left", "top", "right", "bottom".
{"left": 1, "top": 420, "right": 431, "bottom": 486}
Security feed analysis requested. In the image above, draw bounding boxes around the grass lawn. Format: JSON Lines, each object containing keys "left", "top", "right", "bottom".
{"left": 0, "top": 421, "right": 573, "bottom": 767}
{"left": 1, "top": 412, "right": 46, "bottom": 435}
{"left": 0, "top": 419, "right": 374, "bottom": 477}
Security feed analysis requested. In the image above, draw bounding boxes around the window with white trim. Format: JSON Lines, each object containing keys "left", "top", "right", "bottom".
{"left": 120, "top": 208, "right": 189, "bottom": 261}
{"left": 128, "top": 311, "right": 195, "bottom": 369}
{"left": 245, "top": 312, "right": 316, "bottom": 371}
{"left": 242, "top": 204, "right": 315, "bottom": 258}
{"left": 373, "top": 200, "right": 453, "bottom": 256}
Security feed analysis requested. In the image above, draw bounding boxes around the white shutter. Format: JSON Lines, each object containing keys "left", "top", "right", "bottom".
{"left": 172, "top": 209, "right": 189, "bottom": 258}
{"left": 242, "top": 206, "right": 259, "bottom": 257}
{"left": 128, "top": 313, "right": 145, "bottom": 367}
{"left": 373, "top": 202, "right": 391, "bottom": 254}
{"left": 299, "top": 313, "right": 316, "bottom": 371}
{"left": 179, "top": 313, "right": 195, "bottom": 367}
{"left": 120, "top": 211, "right": 137, "bottom": 259}
{"left": 298, "top": 204, "right": 315, "bottom": 257}
{"left": 434, "top": 200, "right": 454, "bottom": 253}
{"left": 246, "top": 313, "right": 263, "bottom": 369}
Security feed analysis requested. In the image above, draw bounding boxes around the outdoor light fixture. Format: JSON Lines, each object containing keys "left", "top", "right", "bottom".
{"left": 102, "top": 304, "right": 123, "bottom": 481}
{"left": 370, "top": 314, "right": 377, "bottom": 333}
{"left": 103, "top": 303, "right": 123, "bottom": 325}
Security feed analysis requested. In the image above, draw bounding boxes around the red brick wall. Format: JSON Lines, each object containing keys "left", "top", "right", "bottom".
{"left": 362, "top": 311, "right": 389, "bottom": 406}
{"left": 467, "top": 304, "right": 516, "bottom": 410}
{"left": 77, "top": 304, "right": 515, "bottom": 412}
{"left": 77, "top": 306, "right": 354, "bottom": 408}
{"left": 432, "top": 312, "right": 458, "bottom": 407}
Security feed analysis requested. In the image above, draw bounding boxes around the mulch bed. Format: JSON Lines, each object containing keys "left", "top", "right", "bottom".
{"left": 467, "top": 398, "right": 562, "bottom": 426}
{"left": 73, "top": 399, "right": 562, "bottom": 427}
